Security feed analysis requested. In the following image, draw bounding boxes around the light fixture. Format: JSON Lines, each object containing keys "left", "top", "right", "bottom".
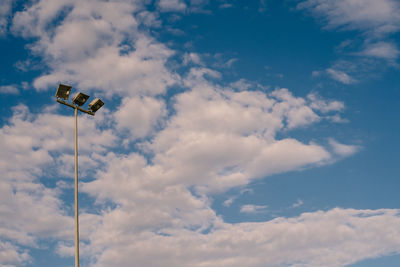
{"left": 56, "top": 84, "right": 72, "bottom": 100}
{"left": 89, "top": 98, "right": 104, "bottom": 113}
{"left": 72, "top": 92, "right": 89, "bottom": 106}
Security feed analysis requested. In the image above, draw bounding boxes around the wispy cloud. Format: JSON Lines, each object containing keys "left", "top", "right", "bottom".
{"left": 292, "top": 199, "right": 304, "bottom": 208}
{"left": 298, "top": 0, "right": 400, "bottom": 36}
{"left": 308, "top": 93, "right": 345, "bottom": 113}
{"left": 299, "top": 0, "right": 400, "bottom": 82}
{"left": 326, "top": 68, "right": 356, "bottom": 84}
{"left": 0, "top": 0, "right": 12, "bottom": 35}
{"left": 219, "top": 3, "right": 233, "bottom": 9}
{"left": 240, "top": 204, "right": 268, "bottom": 213}
{"left": 0, "top": 84, "right": 19, "bottom": 94}
{"left": 183, "top": 52, "right": 204, "bottom": 66}
{"left": 230, "top": 78, "right": 252, "bottom": 91}
{"left": 158, "top": 0, "right": 187, "bottom": 12}
{"left": 223, "top": 188, "right": 253, "bottom": 207}
{"left": 359, "top": 42, "right": 400, "bottom": 60}
{"left": 329, "top": 138, "right": 360, "bottom": 157}
{"left": 223, "top": 196, "right": 236, "bottom": 207}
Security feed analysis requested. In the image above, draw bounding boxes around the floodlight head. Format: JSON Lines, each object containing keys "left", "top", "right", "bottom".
{"left": 56, "top": 84, "right": 72, "bottom": 100}
{"left": 72, "top": 92, "right": 89, "bottom": 106}
{"left": 89, "top": 98, "right": 104, "bottom": 113}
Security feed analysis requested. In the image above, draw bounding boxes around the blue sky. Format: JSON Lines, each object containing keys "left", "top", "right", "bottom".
{"left": 1, "top": 0, "right": 400, "bottom": 266}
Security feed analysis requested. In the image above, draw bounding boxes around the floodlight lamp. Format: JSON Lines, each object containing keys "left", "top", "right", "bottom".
{"left": 72, "top": 92, "right": 90, "bottom": 106}
{"left": 89, "top": 98, "right": 104, "bottom": 113}
{"left": 56, "top": 84, "right": 72, "bottom": 100}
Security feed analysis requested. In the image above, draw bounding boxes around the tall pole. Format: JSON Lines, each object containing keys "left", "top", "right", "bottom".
{"left": 74, "top": 107, "right": 80, "bottom": 267}
{"left": 56, "top": 84, "right": 103, "bottom": 266}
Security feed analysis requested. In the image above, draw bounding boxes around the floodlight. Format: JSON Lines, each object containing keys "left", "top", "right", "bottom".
{"left": 89, "top": 98, "right": 104, "bottom": 113}
{"left": 56, "top": 84, "right": 72, "bottom": 100}
{"left": 72, "top": 92, "right": 89, "bottom": 106}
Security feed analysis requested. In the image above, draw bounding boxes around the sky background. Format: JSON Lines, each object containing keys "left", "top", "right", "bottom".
{"left": 1, "top": 0, "right": 400, "bottom": 266}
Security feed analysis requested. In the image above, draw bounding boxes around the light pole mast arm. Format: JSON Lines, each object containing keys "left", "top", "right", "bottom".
{"left": 57, "top": 99, "right": 95, "bottom": 116}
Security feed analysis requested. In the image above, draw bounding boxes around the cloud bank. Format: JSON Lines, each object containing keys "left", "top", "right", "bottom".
{"left": 0, "top": 1, "right": 398, "bottom": 266}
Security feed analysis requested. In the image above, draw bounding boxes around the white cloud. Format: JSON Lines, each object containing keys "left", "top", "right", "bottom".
{"left": 33, "top": 36, "right": 177, "bottom": 97}
{"left": 308, "top": 93, "right": 345, "bottom": 113}
{"left": 298, "top": 0, "right": 400, "bottom": 36}
{"left": 143, "top": 84, "right": 346, "bottom": 195}
{"left": 329, "top": 138, "right": 359, "bottom": 157}
{"left": 223, "top": 189, "right": 253, "bottom": 207}
{"left": 226, "top": 58, "right": 238, "bottom": 68}
{"left": 270, "top": 88, "right": 320, "bottom": 128}
{"left": 240, "top": 204, "right": 268, "bottom": 213}
{"left": 136, "top": 11, "right": 162, "bottom": 28}
{"left": 0, "top": 84, "right": 19, "bottom": 94}
{"left": 359, "top": 41, "right": 400, "bottom": 60}
{"left": 246, "top": 138, "right": 330, "bottom": 179}
{"left": 326, "top": 68, "right": 356, "bottom": 84}
{"left": 328, "top": 114, "right": 349, "bottom": 124}
{"left": 223, "top": 196, "right": 236, "bottom": 207}
{"left": 115, "top": 96, "right": 166, "bottom": 141}
{"left": 0, "top": 240, "right": 30, "bottom": 267}
{"left": 86, "top": 208, "right": 400, "bottom": 267}
{"left": 230, "top": 79, "right": 252, "bottom": 91}
{"left": 78, "top": 68, "right": 359, "bottom": 265}
{"left": 12, "top": 0, "right": 178, "bottom": 97}
{"left": 82, "top": 151, "right": 218, "bottom": 235}
{"left": 299, "top": 0, "right": 400, "bottom": 79}
{"left": 2, "top": 2, "right": 380, "bottom": 266}
{"left": 158, "top": 0, "right": 187, "bottom": 12}
{"left": 183, "top": 52, "right": 204, "bottom": 66}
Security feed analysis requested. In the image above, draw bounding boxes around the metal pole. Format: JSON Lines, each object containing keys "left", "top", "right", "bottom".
{"left": 74, "top": 107, "right": 80, "bottom": 267}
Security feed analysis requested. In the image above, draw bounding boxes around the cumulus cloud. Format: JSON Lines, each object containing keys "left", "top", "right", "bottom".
{"left": 85, "top": 208, "right": 400, "bottom": 267}
{"left": 79, "top": 63, "right": 361, "bottom": 266}
{"left": 0, "top": 104, "right": 115, "bottom": 179}
{"left": 79, "top": 73, "right": 360, "bottom": 266}
{"left": 270, "top": 88, "right": 320, "bottom": 128}
{"left": 2, "top": 1, "right": 390, "bottom": 266}
{"left": 115, "top": 96, "right": 167, "bottom": 141}
{"left": 12, "top": 0, "right": 178, "bottom": 96}
{"left": 148, "top": 85, "right": 331, "bottom": 193}
{"left": 0, "top": 103, "right": 116, "bottom": 265}
{"left": 0, "top": 241, "right": 30, "bottom": 266}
